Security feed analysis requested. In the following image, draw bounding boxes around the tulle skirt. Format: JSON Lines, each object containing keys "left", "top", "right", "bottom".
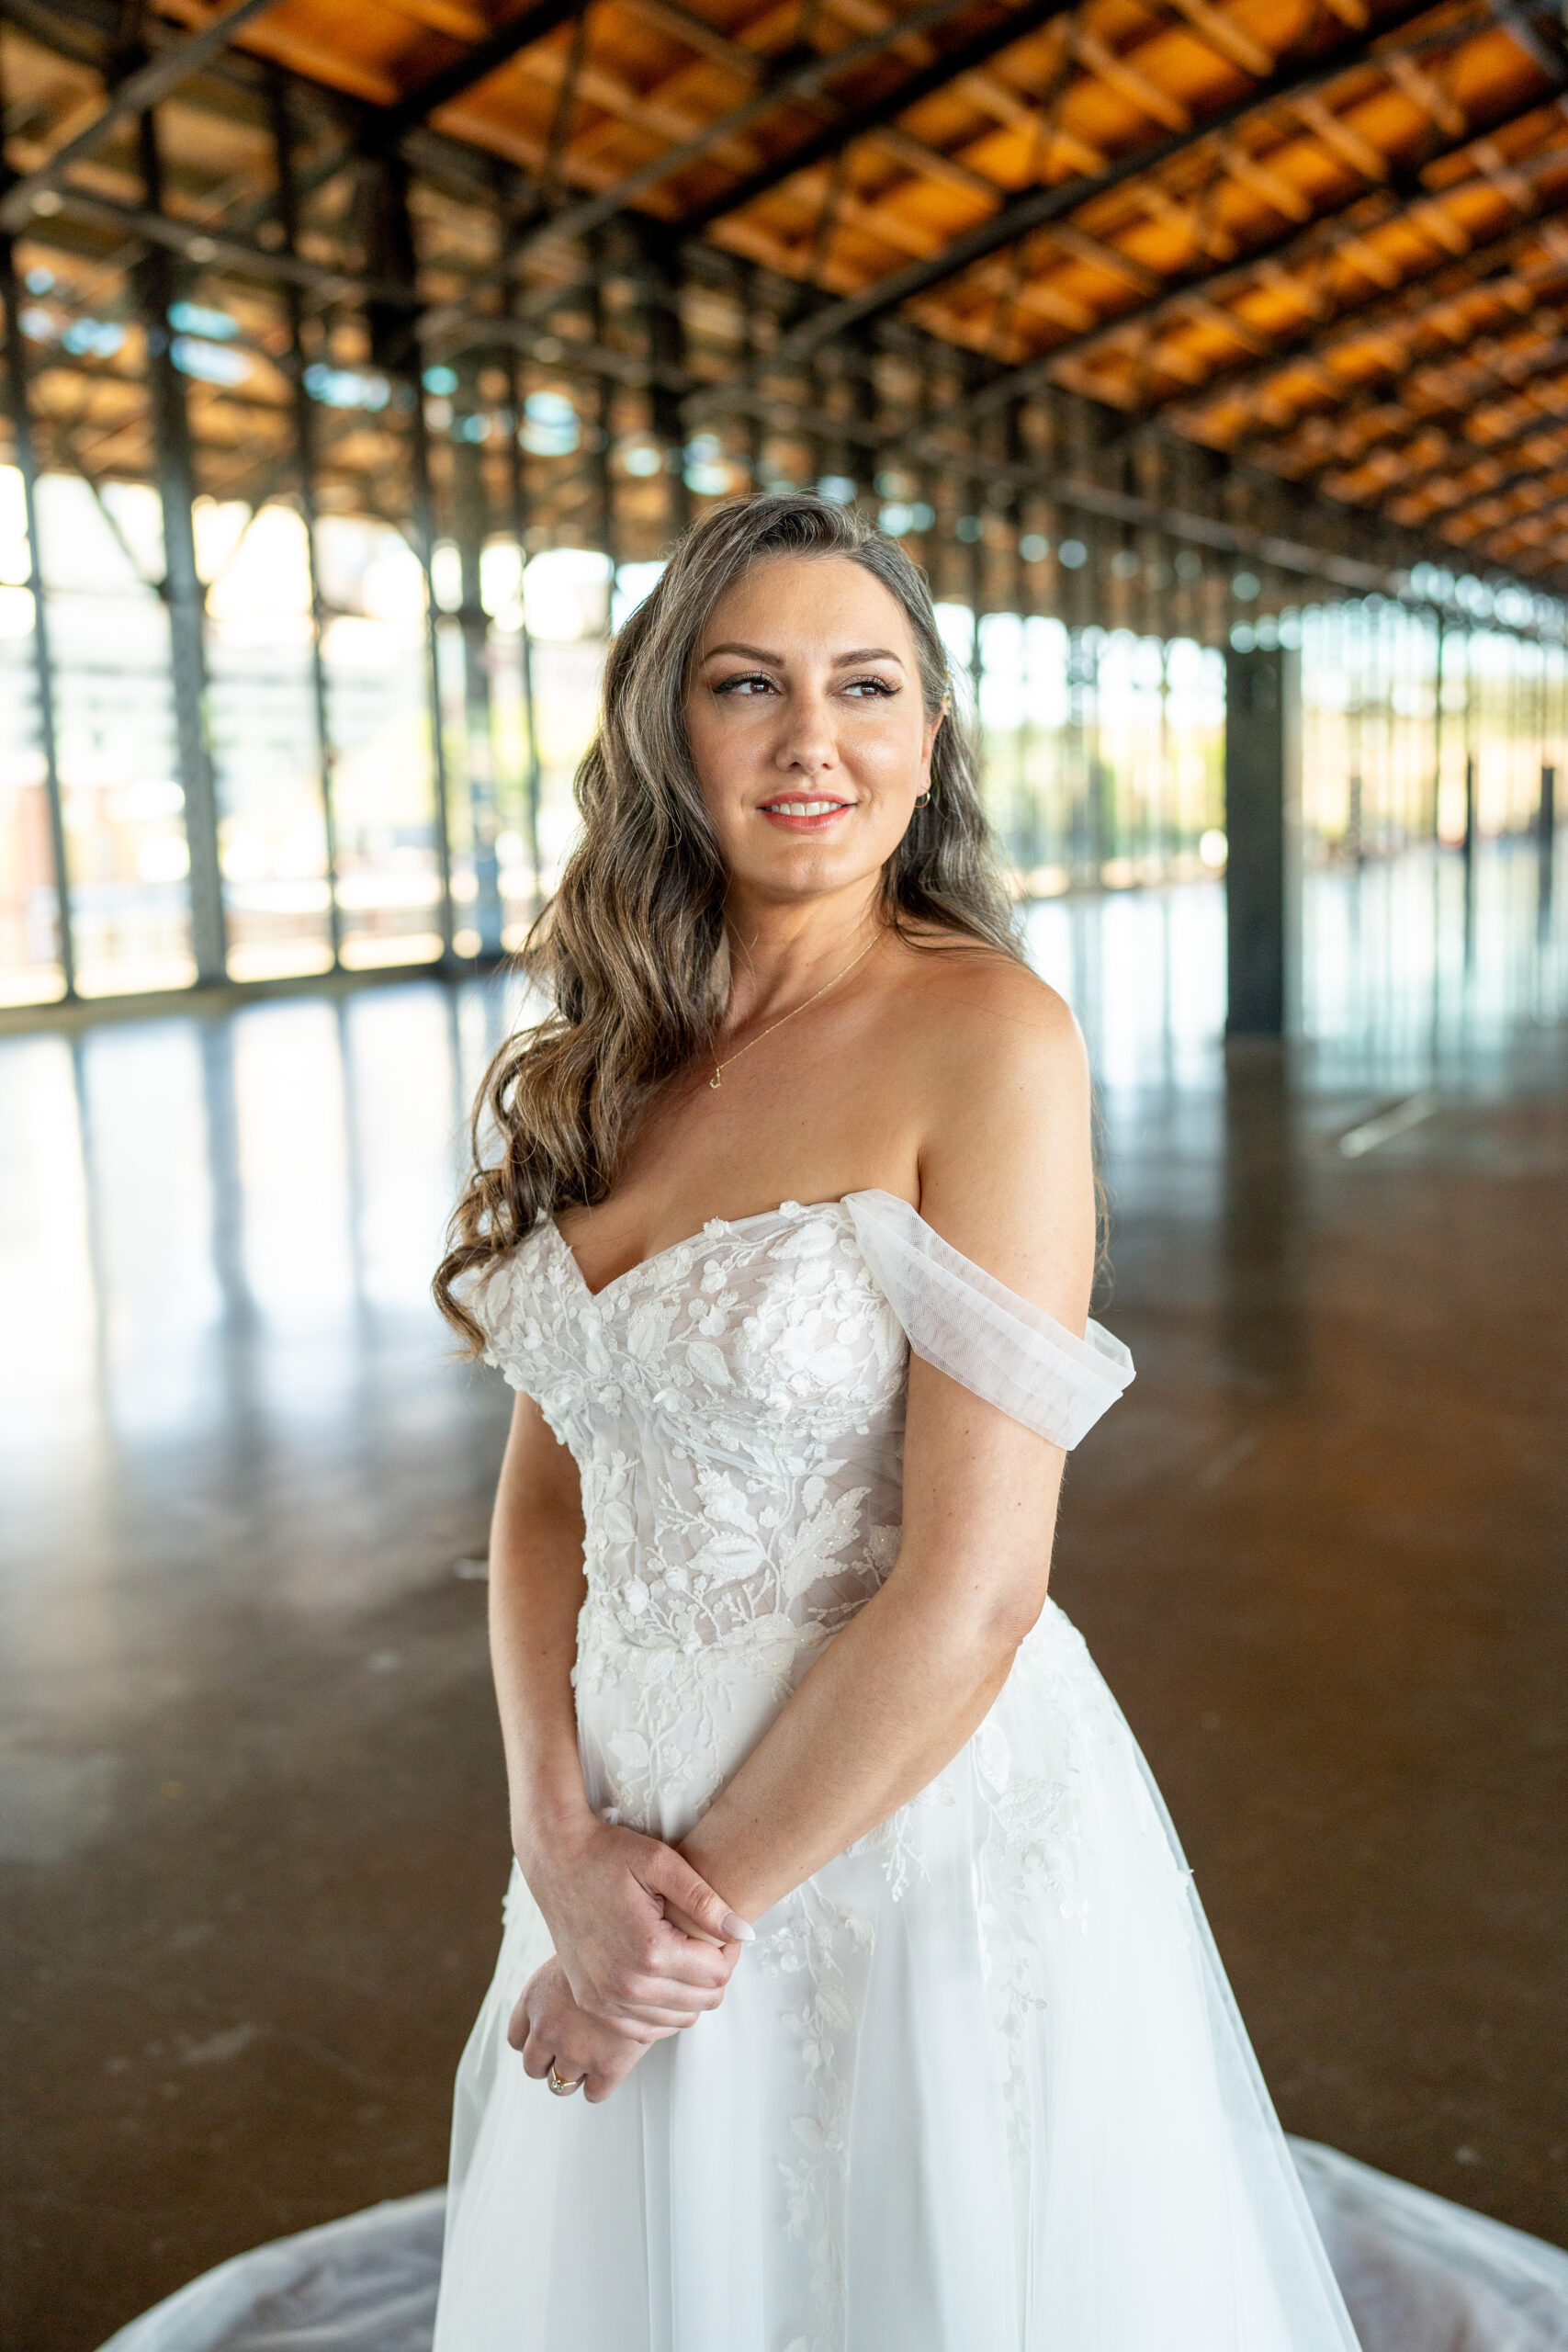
{"left": 433, "top": 1599, "right": 1359, "bottom": 2351}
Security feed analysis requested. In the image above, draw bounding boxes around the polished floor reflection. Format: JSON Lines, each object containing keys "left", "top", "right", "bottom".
{"left": 2, "top": 849, "right": 1564, "bottom": 2350}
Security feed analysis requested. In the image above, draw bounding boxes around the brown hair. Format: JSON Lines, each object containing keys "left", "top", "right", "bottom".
{"left": 434, "top": 492, "right": 1021, "bottom": 1348}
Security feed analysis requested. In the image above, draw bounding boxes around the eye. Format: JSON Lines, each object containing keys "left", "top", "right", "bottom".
{"left": 842, "top": 674, "right": 897, "bottom": 697}
{"left": 713, "top": 671, "right": 777, "bottom": 696}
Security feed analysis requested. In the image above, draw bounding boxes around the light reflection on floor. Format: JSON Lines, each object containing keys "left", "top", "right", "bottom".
{"left": 5, "top": 849, "right": 1563, "bottom": 1602}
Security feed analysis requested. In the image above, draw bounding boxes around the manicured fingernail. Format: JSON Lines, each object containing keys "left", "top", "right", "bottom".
{"left": 721, "top": 1911, "right": 755, "bottom": 1944}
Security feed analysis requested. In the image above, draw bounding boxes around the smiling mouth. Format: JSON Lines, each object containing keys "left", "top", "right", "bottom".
{"left": 757, "top": 797, "right": 852, "bottom": 824}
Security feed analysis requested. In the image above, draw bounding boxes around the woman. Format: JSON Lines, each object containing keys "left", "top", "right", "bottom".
{"left": 432, "top": 494, "right": 1357, "bottom": 2351}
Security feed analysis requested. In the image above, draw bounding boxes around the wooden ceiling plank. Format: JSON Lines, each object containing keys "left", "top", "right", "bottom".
{"left": 1252, "top": 249, "right": 1330, "bottom": 312}
{"left": 1468, "top": 132, "right": 1536, "bottom": 212}
{"left": 871, "top": 120, "right": 1006, "bottom": 195}
{"left": 1047, "top": 218, "right": 1163, "bottom": 291}
{"left": 1406, "top": 193, "right": 1473, "bottom": 251}
{"left": 1214, "top": 130, "right": 1313, "bottom": 218}
{"left": 1290, "top": 90, "right": 1391, "bottom": 181}
{"left": 371, "top": 0, "right": 489, "bottom": 37}
{"left": 1162, "top": 0, "right": 1274, "bottom": 81}
{"left": 1171, "top": 285, "right": 1275, "bottom": 348}
{"left": 616, "top": 0, "right": 757, "bottom": 73}
{"left": 1382, "top": 45, "right": 1466, "bottom": 138}
{"left": 170, "top": 8, "right": 400, "bottom": 103}
{"left": 1071, "top": 27, "right": 1192, "bottom": 133}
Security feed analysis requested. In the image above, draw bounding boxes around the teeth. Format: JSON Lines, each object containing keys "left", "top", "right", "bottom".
{"left": 765, "top": 800, "right": 843, "bottom": 817}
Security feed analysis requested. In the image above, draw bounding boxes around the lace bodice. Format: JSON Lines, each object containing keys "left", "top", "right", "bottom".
{"left": 471, "top": 1193, "right": 1132, "bottom": 1806}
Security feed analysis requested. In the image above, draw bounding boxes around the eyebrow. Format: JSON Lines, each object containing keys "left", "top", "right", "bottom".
{"left": 699, "top": 641, "right": 906, "bottom": 667}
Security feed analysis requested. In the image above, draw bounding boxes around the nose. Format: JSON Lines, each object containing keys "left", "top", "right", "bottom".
{"left": 773, "top": 682, "right": 839, "bottom": 779}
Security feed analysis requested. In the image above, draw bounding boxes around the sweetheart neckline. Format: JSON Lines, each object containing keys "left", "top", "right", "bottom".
{"left": 547, "top": 1197, "right": 858, "bottom": 1306}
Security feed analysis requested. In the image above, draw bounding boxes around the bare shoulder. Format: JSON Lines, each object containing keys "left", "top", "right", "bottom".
{"left": 888, "top": 931, "right": 1088, "bottom": 1127}
{"left": 885, "top": 930, "right": 1094, "bottom": 1309}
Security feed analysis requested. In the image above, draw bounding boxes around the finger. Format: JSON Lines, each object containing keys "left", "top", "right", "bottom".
{"left": 631, "top": 1965, "right": 728, "bottom": 2009}
{"left": 596, "top": 1989, "right": 718, "bottom": 2030}
{"left": 583, "top": 2041, "right": 645, "bottom": 2103}
{"left": 657, "top": 1899, "right": 726, "bottom": 1949}
{"left": 615, "top": 2000, "right": 714, "bottom": 2030}
{"left": 638, "top": 1926, "right": 736, "bottom": 1988}
{"left": 519, "top": 2028, "right": 554, "bottom": 2081}
{"left": 660, "top": 1899, "right": 731, "bottom": 1948}
{"left": 637, "top": 1844, "right": 754, "bottom": 1948}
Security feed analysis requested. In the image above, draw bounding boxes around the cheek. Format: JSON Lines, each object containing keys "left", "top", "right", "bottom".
{"left": 852, "top": 709, "right": 930, "bottom": 782}
{"left": 686, "top": 699, "right": 762, "bottom": 788}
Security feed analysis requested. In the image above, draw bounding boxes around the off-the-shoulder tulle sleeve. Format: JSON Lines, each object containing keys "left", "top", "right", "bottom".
{"left": 844, "top": 1188, "right": 1134, "bottom": 1450}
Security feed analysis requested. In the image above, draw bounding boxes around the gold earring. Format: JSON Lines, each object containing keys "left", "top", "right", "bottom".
{"left": 914, "top": 786, "right": 932, "bottom": 808}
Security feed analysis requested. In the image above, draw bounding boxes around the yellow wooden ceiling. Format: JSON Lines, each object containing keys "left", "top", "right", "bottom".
{"left": 7, "top": 0, "right": 1568, "bottom": 578}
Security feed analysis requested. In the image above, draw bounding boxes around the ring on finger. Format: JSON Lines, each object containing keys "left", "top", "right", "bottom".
{"left": 547, "top": 2062, "right": 586, "bottom": 2097}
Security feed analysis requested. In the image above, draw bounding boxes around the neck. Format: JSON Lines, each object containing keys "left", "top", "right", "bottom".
{"left": 721, "top": 880, "right": 885, "bottom": 1028}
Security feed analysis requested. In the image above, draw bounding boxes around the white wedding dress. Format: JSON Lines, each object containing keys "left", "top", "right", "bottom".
{"left": 434, "top": 1190, "right": 1360, "bottom": 2352}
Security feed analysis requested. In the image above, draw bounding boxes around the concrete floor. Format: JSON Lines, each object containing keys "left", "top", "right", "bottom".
{"left": 2, "top": 850, "right": 1564, "bottom": 2352}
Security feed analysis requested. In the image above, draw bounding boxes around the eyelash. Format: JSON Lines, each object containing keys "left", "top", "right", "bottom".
{"left": 713, "top": 673, "right": 897, "bottom": 698}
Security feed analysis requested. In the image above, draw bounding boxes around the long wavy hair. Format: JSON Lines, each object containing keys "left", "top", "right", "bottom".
{"left": 434, "top": 492, "right": 1022, "bottom": 1349}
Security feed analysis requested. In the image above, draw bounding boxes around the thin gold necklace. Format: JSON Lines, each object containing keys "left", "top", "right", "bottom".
{"left": 708, "top": 932, "right": 880, "bottom": 1091}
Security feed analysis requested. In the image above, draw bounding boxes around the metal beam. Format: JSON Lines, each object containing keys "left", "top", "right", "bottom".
{"left": 14, "top": 182, "right": 421, "bottom": 308}
{"left": 373, "top": 0, "right": 588, "bottom": 144}
{"left": 682, "top": 0, "right": 1465, "bottom": 412}
{"left": 0, "top": 0, "right": 281, "bottom": 234}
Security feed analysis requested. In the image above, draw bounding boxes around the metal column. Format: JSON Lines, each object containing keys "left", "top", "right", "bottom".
{"left": 267, "top": 67, "right": 342, "bottom": 966}
{"left": 502, "top": 323, "right": 544, "bottom": 916}
{"left": 359, "top": 145, "right": 454, "bottom": 956}
{"left": 1224, "top": 644, "right": 1301, "bottom": 1038}
{"left": 134, "top": 108, "right": 226, "bottom": 984}
{"left": 453, "top": 356, "right": 503, "bottom": 956}
{"left": 0, "top": 229, "right": 73, "bottom": 995}
{"left": 638, "top": 224, "right": 689, "bottom": 540}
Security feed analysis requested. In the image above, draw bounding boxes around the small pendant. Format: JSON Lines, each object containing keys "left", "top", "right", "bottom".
{"left": 709, "top": 1069, "right": 723, "bottom": 1090}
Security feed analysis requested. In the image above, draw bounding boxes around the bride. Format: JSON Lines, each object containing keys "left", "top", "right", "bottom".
{"left": 431, "top": 492, "right": 1358, "bottom": 2351}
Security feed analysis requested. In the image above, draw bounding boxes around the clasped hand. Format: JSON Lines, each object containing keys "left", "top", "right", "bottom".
{"left": 508, "top": 1816, "right": 750, "bottom": 2102}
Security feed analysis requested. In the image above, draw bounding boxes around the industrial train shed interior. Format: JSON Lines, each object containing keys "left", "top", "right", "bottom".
{"left": 0, "top": 0, "right": 1565, "bottom": 2346}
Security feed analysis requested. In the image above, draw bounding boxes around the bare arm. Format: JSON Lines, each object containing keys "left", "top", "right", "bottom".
{"left": 488, "top": 1395, "right": 592, "bottom": 1875}
{"left": 682, "top": 977, "right": 1095, "bottom": 1923}
{"left": 488, "top": 1397, "right": 749, "bottom": 2052}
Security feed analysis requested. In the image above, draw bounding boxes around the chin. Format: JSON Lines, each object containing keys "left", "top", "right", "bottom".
{"left": 740, "top": 845, "right": 877, "bottom": 899}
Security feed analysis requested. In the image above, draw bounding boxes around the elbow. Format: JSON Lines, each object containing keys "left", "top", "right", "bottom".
{"left": 933, "top": 1581, "right": 1048, "bottom": 1685}
{"left": 976, "top": 1588, "right": 1047, "bottom": 1667}
{"left": 888, "top": 1544, "right": 1052, "bottom": 1683}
